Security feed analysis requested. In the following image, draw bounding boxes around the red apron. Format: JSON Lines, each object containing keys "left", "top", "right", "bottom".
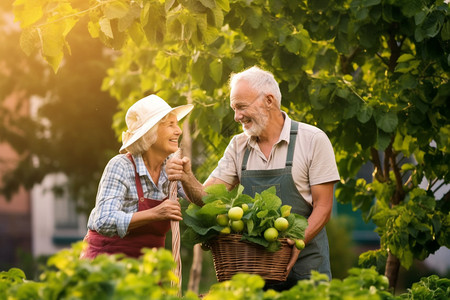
{"left": 81, "top": 154, "right": 171, "bottom": 259}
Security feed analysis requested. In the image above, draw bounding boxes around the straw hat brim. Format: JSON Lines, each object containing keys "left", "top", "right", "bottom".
{"left": 119, "top": 104, "right": 193, "bottom": 154}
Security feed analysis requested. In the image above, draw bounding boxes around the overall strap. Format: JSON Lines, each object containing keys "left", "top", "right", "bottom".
{"left": 241, "top": 119, "right": 299, "bottom": 170}
{"left": 126, "top": 153, "right": 145, "bottom": 201}
{"left": 286, "top": 120, "right": 298, "bottom": 167}
{"left": 242, "top": 147, "right": 251, "bottom": 171}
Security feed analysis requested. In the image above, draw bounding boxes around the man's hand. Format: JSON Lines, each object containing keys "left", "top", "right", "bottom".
{"left": 286, "top": 238, "right": 301, "bottom": 273}
{"left": 167, "top": 156, "right": 192, "bottom": 182}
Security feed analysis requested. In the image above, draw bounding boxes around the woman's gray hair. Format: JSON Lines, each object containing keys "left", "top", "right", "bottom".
{"left": 125, "top": 113, "right": 173, "bottom": 155}
{"left": 229, "top": 66, "right": 282, "bottom": 108}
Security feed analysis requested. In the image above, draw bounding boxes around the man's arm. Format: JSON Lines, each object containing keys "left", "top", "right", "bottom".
{"left": 304, "top": 181, "right": 335, "bottom": 243}
{"left": 286, "top": 181, "right": 335, "bottom": 271}
{"left": 166, "top": 156, "right": 234, "bottom": 206}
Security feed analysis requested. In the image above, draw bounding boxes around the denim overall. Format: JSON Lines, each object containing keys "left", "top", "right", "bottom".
{"left": 241, "top": 120, "right": 331, "bottom": 290}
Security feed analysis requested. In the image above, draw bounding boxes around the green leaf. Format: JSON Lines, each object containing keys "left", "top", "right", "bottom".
{"left": 398, "top": 74, "right": 418, "bottom": 89}
{"left": 441, "top": 21, "right": 450, "bottom": 41}
{"left": 19, "top": 27, "right": 39, "bottom": 56}
{"left": 357, "top": 104, "right": 373, "bottom": 123}
{"left": 209, "top": 59, "right": 223, "bottom": 84}
{"left": 362, "top": 0, "right": 381, "bottom": 7}
{"left": 118, "top": 4, "right": 141, "bottom": 32}
{"left": 397, "top": 53, "right": 415, "bottom": 63}
{"left": 400, "top": 0, "right": 423, "bottom": 17}
{"left": 285, "top": 30, "right": 311, "bottom": 56}
{"left": 414, "top": 11, "right": 426, "bottom": 25}
{"left": 210, "top": 6, "right": 224, "bottom": 27}
{"left": 165, "top": 0, "right": 176, "bottom": 12}
{"left": 13, "top": 0, "right": 43, "bottom": 27}
{"left": 192, "top": 57, "right": 206, "bottom": 85}
{"left": 232, "top": 40, "right": 246, "bottom": 53}
{"left": 99, "top": 17, "right": 114, "bottom": 38}
{"left": 45, "top": 52, "right": 64, "bottom": 73}
{"left": 216, "top": 0, "right": 230, "bottom": 12}
{"left": 285, "top": 214, "right": 308, "bottom": 239}
{"left": 199, "top": 0, "right": 216, "bottom": 9}
{"left": 203, "top": 184, "right": 231, "bottom": 203}
{"left": 257, "top": 187, "right": 282, "bottom": 211}
{"left": 104, "top": 1, "right": 129, "bottom": 19}
{"left": 374, "top": 110, "right": 398, "bottom": 133}
{"left": 415, "top": 27, "right": 425, "bottom": 42}
{"left": 358, "top": 25, "right": 378, "bottom": 48}
{"left": 355, "top": 7, "right": 369, "bottom": 21}
{"left": 377, "top": 129, "right": 391, "bottom": 150}
{"left": 242, "top": 235, "right": 269, "bottom": 248}
{"left": 197, "top": 201, "right": 228, "bottom": 218}
{"left": 88, "top": 21, "right": 100, "bottom": 38}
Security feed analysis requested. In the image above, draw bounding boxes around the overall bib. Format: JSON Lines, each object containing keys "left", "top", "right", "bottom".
{"left": 241, "top": 120, "right": 331, "bottom": 290}
{"left": 81, "top": 154, "right": 171, "bottom": 259}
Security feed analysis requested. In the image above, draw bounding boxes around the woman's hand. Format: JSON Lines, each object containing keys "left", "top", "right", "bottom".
{"left": 151, "top": 199, "right": 183, "bottom": 221}
{"left": 128, "top": 199, "right": 182, "bottom": 230}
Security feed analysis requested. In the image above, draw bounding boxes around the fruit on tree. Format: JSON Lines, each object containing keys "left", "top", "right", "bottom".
{"left": 274, "top": 217, "right": 289, "bottom": 231}
{"left": 231, "top": 220, "right": 245, "bottom": 232}
{"left": 216, "top": 214, "right": 229, "bottom": 226}
{"left": 228, "top": 206, "right": 244, "bottom": 221}
{"left": 263, "top": 227, "right": 279, "bottom": 242}
{"left": 241, "top": 203, "right": 249, "bottom": 212}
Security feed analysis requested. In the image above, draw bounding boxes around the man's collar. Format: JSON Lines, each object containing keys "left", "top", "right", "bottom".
{"left": 278, "top": 112, "right": 291, "bottom": 144}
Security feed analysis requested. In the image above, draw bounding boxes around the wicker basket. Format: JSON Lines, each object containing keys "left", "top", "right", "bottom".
{"left": 208, "top": 234, "right": 291, "bottom": 282}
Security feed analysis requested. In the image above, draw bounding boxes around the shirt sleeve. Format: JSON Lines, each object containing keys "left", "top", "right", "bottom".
{"left": 208, "top": 136, "right": 240, "bottom": 186}
{"left": 309, "top": 131, "right": 340, "bottom": 186}
{"left": 87, "top": 156, "right": 134, "bottom": 238}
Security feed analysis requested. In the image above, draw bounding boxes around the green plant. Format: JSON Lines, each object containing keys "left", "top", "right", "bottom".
{"left": 2, "top": 243, "right": 448, "bottom": 299}
{"left": 398, "top": 274, "right": 450, "bottom": 299}
{"left": 203, "top": 268, "right": 395, "bottom": 300}
{"left": 182, "top": 184, "right": 308, "bottom": 252}
{"left": 0, "top": 242, "right": 200, "bottom": 300}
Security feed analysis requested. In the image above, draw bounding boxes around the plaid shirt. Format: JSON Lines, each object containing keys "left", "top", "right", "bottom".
{"left": 87, "top": 153, "right": 186, "bottom": 238}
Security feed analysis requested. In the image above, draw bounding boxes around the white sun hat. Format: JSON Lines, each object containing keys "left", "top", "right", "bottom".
{"left": 119, "top": 94, "right": 193, "bottom": 154}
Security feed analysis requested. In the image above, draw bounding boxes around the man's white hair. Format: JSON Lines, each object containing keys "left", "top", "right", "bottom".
{"left": 229, "top": 66, "right": 282, "bottom": 108}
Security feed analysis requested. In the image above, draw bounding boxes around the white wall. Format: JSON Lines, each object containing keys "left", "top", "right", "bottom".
{"left": 31, "top": 173, "right": 86, "bottom": 257}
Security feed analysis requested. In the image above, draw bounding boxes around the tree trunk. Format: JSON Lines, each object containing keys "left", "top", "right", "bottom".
{"left": 188, "top": 244, "right": 203, "bottom": 293}
{"left": 385, "top": 251, "right": 400, "bottom": 291}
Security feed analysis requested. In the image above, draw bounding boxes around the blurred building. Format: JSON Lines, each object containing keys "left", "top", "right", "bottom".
{"left": 0, "top": 144, "right": 32, "bottom": 270}
{"left": 0, "top": 94, "right": 85, "bottom": 271}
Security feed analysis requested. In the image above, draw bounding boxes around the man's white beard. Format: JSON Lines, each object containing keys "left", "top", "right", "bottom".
{"left": 243, "top": 110, "right": 268, "bottom": 137}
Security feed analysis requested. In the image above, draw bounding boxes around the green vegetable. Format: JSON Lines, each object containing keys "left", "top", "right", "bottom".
{"left": 182, "top": 184, "right": 308, "bottom": 251}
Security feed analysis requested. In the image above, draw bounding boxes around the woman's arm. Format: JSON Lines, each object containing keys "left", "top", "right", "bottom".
{"left": 127, "top": 199, "right": 182, "bottom": 230}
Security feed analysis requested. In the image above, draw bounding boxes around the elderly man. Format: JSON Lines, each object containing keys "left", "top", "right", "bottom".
{"left": 168, "top": 66, "right": 339, "bottom": 291}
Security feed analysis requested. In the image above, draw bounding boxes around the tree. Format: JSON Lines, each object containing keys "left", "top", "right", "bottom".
{"left": 13, "top": 0, "right": 450, "bottom": 291}
{"left": 1, "top": 0, "right": 119, "bottom": 214}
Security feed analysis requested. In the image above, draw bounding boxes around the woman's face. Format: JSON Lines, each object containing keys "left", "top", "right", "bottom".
{"left": 151, "top": 114, "right": 181, "bottom": 156}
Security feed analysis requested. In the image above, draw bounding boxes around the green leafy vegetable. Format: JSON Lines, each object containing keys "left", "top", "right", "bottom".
{"left": 182, "top": 184, "right": 308, "bottom": 252}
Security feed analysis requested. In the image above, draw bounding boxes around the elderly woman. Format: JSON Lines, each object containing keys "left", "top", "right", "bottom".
{"left": 81, "top": 94, "right": 194, "bottom": 259}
